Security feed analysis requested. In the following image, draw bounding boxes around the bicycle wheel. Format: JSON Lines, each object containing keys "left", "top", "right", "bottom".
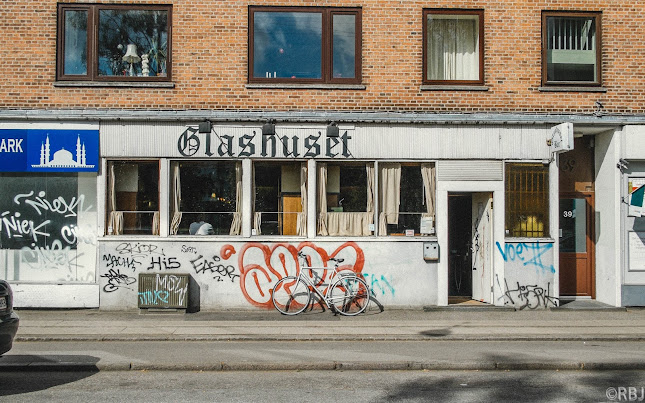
{"left": 328, "top": 275, "right": 370, "bottom": 316}
{"left": 271, "top": 276, "right": 311, "bottom": 315}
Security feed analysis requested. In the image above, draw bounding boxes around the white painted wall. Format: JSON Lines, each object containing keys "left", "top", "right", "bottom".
{"left": 595, "top": 128, "right": 622, "bottom": 306}
{"left": 98, "top": 239, "right": 438, "bottom": 310}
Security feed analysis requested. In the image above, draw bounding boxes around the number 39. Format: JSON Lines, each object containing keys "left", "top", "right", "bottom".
{"left": 563, "top": 210, "right": 573, "bottom": 218}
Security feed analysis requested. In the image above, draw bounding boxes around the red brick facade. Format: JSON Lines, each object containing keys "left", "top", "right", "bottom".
{"left": 1, "top": 0, "right": 644, "bottom": 114}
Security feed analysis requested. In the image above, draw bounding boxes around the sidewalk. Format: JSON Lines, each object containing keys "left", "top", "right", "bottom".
{"left": 3, "top": 305, "right": 645, "bottom": 372}
{"left": 11, "top": 304, "right": 645, "bottom": 342}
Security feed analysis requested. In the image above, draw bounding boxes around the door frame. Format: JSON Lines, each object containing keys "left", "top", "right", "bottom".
{"left": 437, "top": 181, "right": 505, "bottom": 306}
{"left": 559, "top": 191, "right": 596, "bottom": 299}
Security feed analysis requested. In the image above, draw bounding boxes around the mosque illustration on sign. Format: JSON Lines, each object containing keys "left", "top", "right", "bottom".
{"left": 31, "top": 134, "right": 95, "bottom": 169}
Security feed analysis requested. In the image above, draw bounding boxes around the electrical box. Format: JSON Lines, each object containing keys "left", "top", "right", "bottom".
{"left": 423, "top": 242, "right": 439, "bottom": 261}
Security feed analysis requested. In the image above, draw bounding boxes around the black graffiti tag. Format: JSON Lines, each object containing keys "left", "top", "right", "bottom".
{"left": 101, "top": 268, "right": 136, "bottom": 292}
{"left": 190, "top": 255, "right": 240, "bottom": 282}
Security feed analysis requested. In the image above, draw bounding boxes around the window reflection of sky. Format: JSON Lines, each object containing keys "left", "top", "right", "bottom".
{"left": 332, "top": 14, "right": 356, "bottom": 78}
{"left": 253, "top": 12, "right": 322, "bottom": 79}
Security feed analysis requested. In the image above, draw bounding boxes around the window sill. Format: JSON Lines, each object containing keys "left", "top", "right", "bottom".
{"left": 420, "top": 85, "right": 489, "bottom": 91}
{"left": 503, "top": 237, "right": 555, "bottom": 243}
{"left": 538, "top": 86, "right": 607, "bottom": 93}
{"left": 54, "top": 81, "right": 175, "bottom": 88}
{"left": 246, "top": 83, "right": 366, "bottom": 90}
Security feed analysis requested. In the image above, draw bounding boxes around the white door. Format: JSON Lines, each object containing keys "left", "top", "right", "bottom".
{"left": 472, "top": 192, "right": 493, "bottom": 303}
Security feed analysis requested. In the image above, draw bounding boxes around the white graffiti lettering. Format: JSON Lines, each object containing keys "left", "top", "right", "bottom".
{"left": 1, "top": 211, "right": 51, "bottom": 242}
{"left": 19, "top": 240, "right": 82, "bottom": 273}
{"left": 61, "top": 224, "right": 96, "bottom": 246}
{"left": 13, "top": 191, "right": 92, "bottom": 218}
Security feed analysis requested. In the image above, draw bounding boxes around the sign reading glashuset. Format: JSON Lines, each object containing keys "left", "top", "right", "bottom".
{"left": 0, "top": 129, "right": 99, "bottom": 172}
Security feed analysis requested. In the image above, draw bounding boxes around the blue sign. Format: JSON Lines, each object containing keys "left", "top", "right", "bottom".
{"left": 0, "top": 129, "right": 99, "bottom": 172}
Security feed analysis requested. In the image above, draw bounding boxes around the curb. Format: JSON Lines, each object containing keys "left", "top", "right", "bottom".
{"left": 15, "top": 335, "right": 645, "bottom": 342}
{"left": 2, "top": 360, "right": 645, "bottom": 372}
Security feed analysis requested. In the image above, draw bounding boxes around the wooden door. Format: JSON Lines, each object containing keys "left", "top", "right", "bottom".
{"left": 559, "top": 136, "right": 595, "bottom": 298}
{"left": 281, "top": 195, "right": 302, "bottom": 236}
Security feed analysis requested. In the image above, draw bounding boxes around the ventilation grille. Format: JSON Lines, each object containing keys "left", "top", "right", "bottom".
{"left": 437, "top": 160, "right": 503, "bottom": 181}
{"left": 138, "top": 273, "right": 189, "bottom": 309}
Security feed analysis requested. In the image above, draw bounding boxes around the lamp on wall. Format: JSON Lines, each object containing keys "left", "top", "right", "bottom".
{"left": 262, "top": 119, "right": 276, "bottom": 136}
{"left": 326, "top": 122, "right": 339, "bottom": 138}
{"left": 199, "top": 121, "right": 212, "bottom": 133}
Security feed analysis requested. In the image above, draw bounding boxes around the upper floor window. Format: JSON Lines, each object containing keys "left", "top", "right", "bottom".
{"left": 423, "top": 9, "right": 484, "bottom": 85}
{"left": 249, "top": 6, "right": 362, "bottom": 84}
{"left": 57, "top": 4, "right": 172, "bottom": 81}
{"left": 542, "top": 12, "right": 601, "bottom": 86}
{"left": 505, "top": 163, "right": 549, "bottom": 238}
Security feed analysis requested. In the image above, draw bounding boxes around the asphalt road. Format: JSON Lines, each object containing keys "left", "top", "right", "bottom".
{"left": 1, "top": 369, "right": 643, "bottom": 402}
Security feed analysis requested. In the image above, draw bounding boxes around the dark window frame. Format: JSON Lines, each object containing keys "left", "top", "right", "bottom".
{"left": 57, "top": 3, "right": 173, "bottom": 82}
{"left": 541, "top": 11, "right": 602, "bottom": 87}
{"left": 422, "top": 9, "right": 485, "bottom": 85}
{"left": 248, "top": 6, "right": 362, "bottom": 84}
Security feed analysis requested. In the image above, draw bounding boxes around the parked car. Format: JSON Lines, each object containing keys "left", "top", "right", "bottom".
{"left": 0, "top": 280, "right": 19, "bottom": 355}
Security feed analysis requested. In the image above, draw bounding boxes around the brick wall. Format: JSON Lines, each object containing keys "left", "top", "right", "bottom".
{"left": 1, "top": 0, "right": 644, "bottom": 114}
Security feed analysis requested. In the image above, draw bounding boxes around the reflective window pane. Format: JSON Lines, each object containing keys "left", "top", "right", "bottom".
{"left": 332, "top": 14, "right": 356, "bottom": 79}
{"left": 98, "top": 9, "right": 169, "bottom": 77}
{"left": 64, "top": 10, "right": 88, "bottom": 75}
{"left": 546, "top": 16, "right": 598, "bottom": 82}
{"left": 253, "top": 12, "right": 322, "bottom": 79}
{"left": 559, "top": 198, "right": 587, "bottom": 253}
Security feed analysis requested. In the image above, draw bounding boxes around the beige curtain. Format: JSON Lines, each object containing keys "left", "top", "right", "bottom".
{"left": 170, "top": 163, "right": 182, "bottom": 235}
{"left": 252, "top": 164, "right": 261, "bottom": 235}
{"left": 152, "top": 211, "right": 160, "bottom": 235}
{"left": 326, "top": 212, "right": 373, "bottom": 236}
{"left": 229, "top": 162, "right": 242, "bottom": 235}
{"left": 296, "top": 162, "right": 307, "bottom": 236}
{"left": 107, "top": 163, "right": 124, "bottom": 235}
{"left": 421, "top": 163, "right": 436, "bottom": 218}
{"left": 317, "top": 163, "right": 328, "bottom": 235}
{"left": 379, "top": 163, "right": 401, "bottom": 235}
{"left": 366, "top": 163, "right": 375, "bottom": 213}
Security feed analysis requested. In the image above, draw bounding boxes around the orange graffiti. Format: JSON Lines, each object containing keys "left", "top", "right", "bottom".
{"left": 226, "top": 242, "right": 365, "bottom": 309}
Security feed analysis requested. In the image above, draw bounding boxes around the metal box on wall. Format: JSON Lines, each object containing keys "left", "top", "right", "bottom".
{"left": 138, "top": 273, "right": 189, "bottom": 309}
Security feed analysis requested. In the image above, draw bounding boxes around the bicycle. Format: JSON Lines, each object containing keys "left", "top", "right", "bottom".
{"left": 271, "top": 251, "right": 370, "bottom": 316}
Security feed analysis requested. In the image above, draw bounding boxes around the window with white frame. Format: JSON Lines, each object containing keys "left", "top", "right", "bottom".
{"left": 423, "top": 9, "right": 484, "bottom": 84}
{"left": 379, "top": 163, "right": 436, "bottom": 236}
{"left": 317, "top": 162, "right": 375, "bottom": 236}
{"left": 107, "top": 161, "right": 159, "bottom": 235}
{"left": 542, "top": 12, "right": 601, "bottom": 85}
{"left": 253, "top": 161, "right": 307, "bottom": 236}
{"left": 170, "top": 161, "right": 241, "bottom": 236}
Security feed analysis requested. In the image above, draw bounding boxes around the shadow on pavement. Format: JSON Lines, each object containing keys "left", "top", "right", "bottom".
{"left": 0, "top": 355, "right": 99, "bottom": 397}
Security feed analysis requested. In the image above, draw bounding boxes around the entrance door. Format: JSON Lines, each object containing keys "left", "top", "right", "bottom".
{"left": 559, "top": 194, "right": 594, "bottom": 297}
{"left": 558, "top": 136, "right": 595, "bottom": 298}
{"left": 472, "top": 193, "right": 493, "bottom": 303}
{"left": 448, "top": 192, "right": 494, "bottom": 304}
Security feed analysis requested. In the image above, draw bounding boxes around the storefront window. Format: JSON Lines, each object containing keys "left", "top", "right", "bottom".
{"left": 170, "top": 161, "right": 241, "bottom": 236}
{"left": 0, "top": 172, "right": 97, "bottom": 282}
{"left": 317, "top": 162, "right": 374, "bottom": 236}
{"left": 505, "top": 163, "right": 550, "bottom": 237}
{"left": 379, "top": 163, "right": 436, "bottom": 236}
{"left": 107, "top": 161, "right": 159, "bottom": 235}
{"left": 254, "top": 161, "right": 307, "bottom": 236}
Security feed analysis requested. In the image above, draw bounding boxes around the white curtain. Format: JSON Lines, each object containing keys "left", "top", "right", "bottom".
{"left": 427, "top": 17, "right": 479, "bottom": 81}
{"left": 326, "top": 212, "right": 373, "bottom": 236}
{"left": 107, "top": 163, "right": 123, "bottom": 235}
{"left": 366, "top": 163, "right": 375, "bottom": 213}
{"left": 229, "top": 162, "right": 242, "bottom": 235}
{"left": 252, "top": 164, "right": 261, "bottom": 235}
{"left": 296, "top": 162, "right": 307, "bottom": 236}
{"left": 317, "top": 163, "right": 328, "bottom": 236}
{"left": 170, "top": 163, "right": 182, "bottom": 235}
{"left": 378, "top": 163, "right": 401, "bottom": 235}
{"left": 421, "top": 163, "right": 436, "bottom": 218}
{"left": 152, "top": 211, "right": 160, "bottom": 235}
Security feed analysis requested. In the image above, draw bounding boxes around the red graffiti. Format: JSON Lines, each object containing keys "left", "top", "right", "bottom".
{"left": 220, "top": 244, "right": 236, "bottom": 260}
{"left": 227, "top": 242, "right": 365, "bottom": 309}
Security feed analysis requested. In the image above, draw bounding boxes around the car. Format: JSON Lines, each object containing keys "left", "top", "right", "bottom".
{"left": 0, "top": 280, "right": 19, "bottom": 355}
